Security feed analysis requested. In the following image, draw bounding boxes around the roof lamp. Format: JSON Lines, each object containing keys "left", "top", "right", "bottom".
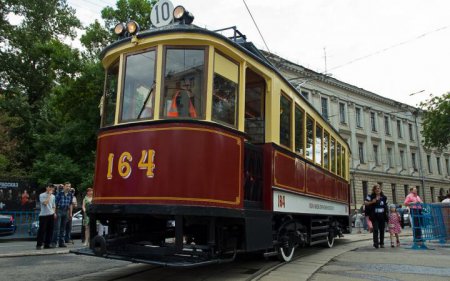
{"left": 173, "top": 5, "right": 186, "bottom": 20}
{"left": 114, "top": 23, "right": 126, "bottom": 36}
{"left": 126, "top": 20, "right": 140, "bottom": 35}
{"left": 173, "top": 5, "right": 194, "bottom": 24}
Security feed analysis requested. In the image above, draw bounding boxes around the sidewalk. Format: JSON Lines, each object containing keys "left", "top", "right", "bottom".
{"left": 256, "top": 228, "right": 450, "bottom": 281}
{"left": 0, "top": 240, "right": 84, "bottom": 258}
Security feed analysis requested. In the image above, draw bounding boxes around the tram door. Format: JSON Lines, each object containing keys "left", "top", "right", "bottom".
{"left": 244, "top": 68, "right": 265, "bottom": 207}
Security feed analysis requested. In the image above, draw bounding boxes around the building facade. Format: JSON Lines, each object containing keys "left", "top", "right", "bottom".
{"left": 265, "top": 52, "right": 450, "bottom": 209}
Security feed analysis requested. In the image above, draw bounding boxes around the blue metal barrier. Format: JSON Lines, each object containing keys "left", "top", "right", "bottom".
{"left": 0, "top": 210, "right": 39, "bottom": 239}
{"left": 409, "top": 203, "right": 449, "bottom": 249}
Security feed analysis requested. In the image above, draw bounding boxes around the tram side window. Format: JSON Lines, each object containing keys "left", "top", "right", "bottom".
{"left": 331, "top": 137, "right": 336, "bottom": 173}
{"left": 280, "top": 93, "right": 292, "bottom": 148}
{"left": 295, "top": 105, "right": 304, "bottom": 156}
{"left": 120, "top": 50, "right": 156, "bottom": 122}
{"left": 306, "top": 116, "right": 314, "bottom": 161}
{"left": 212, "top": 53, "right": 238, "bottom": 127}
{"left": 102, "top": 61, "right": 119, "bottom": 127}
{"left": 337, "top": 143, "right": 342, "bottom": 176}
{"left": 315, "top": 124, "right": 323, "bottom": 165}
{"left": 162, "top": 48, "right": 206, "bottom": 119}
{"left": 342, "top": 147, "right": 347, "bottom": 178}
{"left": 324, "top": 131, "right": 330, "bottom": 170}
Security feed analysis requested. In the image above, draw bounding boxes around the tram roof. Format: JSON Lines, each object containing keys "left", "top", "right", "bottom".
{"left": 100, "top": 23, "right": 350, "bottom": 150}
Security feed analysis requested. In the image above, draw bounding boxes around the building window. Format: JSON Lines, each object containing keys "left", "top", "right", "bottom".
{"left": 404, "top": 184, "right": 409, "bottom": 197}
{"left": 370, "top": 112, "right": 377, "bottom": 132}
{"left": 397, "top": 120, "right": 403, "bottom": 138}
{"left": 339, "top": 102, "right": 346, "bottom": 124}
{"left": 446, "top": 158, "right": 450, "bottom": 176}
{"left": 387, "top": 147, "right": 393, "bottom": 168}
{"left": 301, "top": 91, "right": 309, "bottom": 100}
{"left": 411, "top": 152, "right": 417, "bottom": 171}
{"left": 391, "top": 184, "right": 397, "bottom": 204}
{"left": 355, "top": 107, "right": 362, "bottom": 128}
{"left": 427, "top": 155, "right": 432, "bottom": 173}
{"left": 321, "top": 97, "right": 329, "bottom": 119}
{"left": 400, "top": 150, "right": 405, "bottom": 170}
{"left": 362, "top": 181, "right": 368, "bottom": 200}
{"left": 280, "top": 93, "right": 292, "bottom": 148}
{"left": 437, "top": 157, "right": 442, "bottom": 174}
{"left": 431, "top": 187, "right": 435, "bottom": 202}
{"left": 373, "top": 145, "right": 379, "bottom": 165}
{"left": 358, "top": 142, "right": 364, "bottom": 164}
{"left": 408, "top": 123, "right": 414, "bottom": 141}
{"left": 384, "top": 116, "right": 390, "bottom": 135}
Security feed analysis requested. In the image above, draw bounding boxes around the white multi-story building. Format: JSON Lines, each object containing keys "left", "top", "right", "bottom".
{"left": 265, "top": 52, "right": 450, "bottom": 209}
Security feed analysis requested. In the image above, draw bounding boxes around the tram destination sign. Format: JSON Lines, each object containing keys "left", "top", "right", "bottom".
{"left": 150, "top": 0, "right": 174, "bottom": 28}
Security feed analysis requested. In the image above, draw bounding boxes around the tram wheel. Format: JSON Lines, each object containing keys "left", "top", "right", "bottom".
{"left": 325, "top": 231, "right": 335, "bottom": 248}
{"left": 276, "top": 222, "right": 297, "bottom": 262}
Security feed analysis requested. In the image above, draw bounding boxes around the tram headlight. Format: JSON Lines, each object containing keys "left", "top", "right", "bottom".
{"left": 126, "top": 20, "right": 140, "bottom": 35}
{"left": 173, "top": 5, "right": 194, "bottom": 24}
{"left": 114, "top": 23, "right": 126, "bottom": 37}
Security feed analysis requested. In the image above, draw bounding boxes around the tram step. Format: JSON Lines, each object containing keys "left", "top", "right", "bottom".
{"left": 311, "top": 225, "right": 329, "bottom": 231}
{"left": 311, "top": 218, "right": 329, "bottom": 224}
{"left": 310, "top": 232, "right": 328, "bottom": 239}
{"left": 309, "top": 239, "right": 328, "bottom": 246}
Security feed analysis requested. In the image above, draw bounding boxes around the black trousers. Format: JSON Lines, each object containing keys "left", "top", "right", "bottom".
{"left": 410, "top": 208, "right": 422, "bottom": 241}
{"left": 36, "top": 214, "right": 54, "bottom": 247}
{"left": 372, "top": 214, "right": 385, "bottom": 246}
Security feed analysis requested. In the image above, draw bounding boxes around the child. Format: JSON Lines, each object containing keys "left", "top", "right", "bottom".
{"left": 388, "top": 204, "right": 401, "bottom": 247}
{"left": 354, "top": 210, "right": 363, "bottom": 233}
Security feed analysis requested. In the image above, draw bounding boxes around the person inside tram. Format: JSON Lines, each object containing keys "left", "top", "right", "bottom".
{"left": 167, "top": 78, "right": 197, "bottom": 118}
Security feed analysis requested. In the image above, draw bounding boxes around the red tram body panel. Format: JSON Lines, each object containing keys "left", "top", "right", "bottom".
{"left": 94, "top": 123, "right": 244, "bottom": 209}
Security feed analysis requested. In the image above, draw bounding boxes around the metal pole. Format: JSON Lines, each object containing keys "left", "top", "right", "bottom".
{"left": 413, "top": 110, "right": 426, "bottom": 201}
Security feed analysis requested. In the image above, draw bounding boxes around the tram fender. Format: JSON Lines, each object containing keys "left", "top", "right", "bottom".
{"left": 244, "top": 212, "right": 273, "bottom": 251}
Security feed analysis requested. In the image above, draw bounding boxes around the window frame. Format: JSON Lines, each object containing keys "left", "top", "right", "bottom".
{"left": 212, "top": 51, "right": 240, "bottom": 128}
{"left": 160, "top": 45, "right": 209, "bottom": 120}
{"left": 321, "top": 97, "right": 329, "bottom": 120}
{"left": 370, "top": 111, "right": 377, "bottom": 132}
{"left": 294, "top": 104, "right": 305, "bottom": 156}
{"left": 306, "top": 114, "right": 315, "bottom": 161}
{"left": 101, "top": 59, "right": 120, "bottom": 127}
{"left": 279, "top": 92, "right": 293, "bottom": 149}
{"left": 119, "top": 47, "right": 158, "bottom": 123}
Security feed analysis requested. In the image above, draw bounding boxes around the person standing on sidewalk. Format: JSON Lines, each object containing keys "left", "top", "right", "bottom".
{"left": 64, "top": 187, "right": 77, "bottom": 244}
{"left": 404, "top": 187, "right": 423, "bottom": 243}
{"left": 82, "top": 188, "right": 93, "bottom": 246}
{"left": 52, "top": 182, "right": 73, "bottom": 248}
{"left": 365, "top": 184, "right": 388, "bottom": 248}
{"left": 36, "top": 184, "right": 56, "bottom": 250}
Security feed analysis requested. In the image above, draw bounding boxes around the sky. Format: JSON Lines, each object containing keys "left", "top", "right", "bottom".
{"left": 67, "top": 0, "right": 450, "bottom": 107}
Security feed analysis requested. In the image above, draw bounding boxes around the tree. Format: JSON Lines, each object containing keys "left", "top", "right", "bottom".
{"left": 0, "top": 0, "right": 81, "bottom": 179}
{"left": 419, "top": 93, "right": 450, "bottom": 150}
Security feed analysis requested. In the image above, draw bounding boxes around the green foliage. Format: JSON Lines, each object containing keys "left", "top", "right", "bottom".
{"left": 1, "top": 0, "right": 156, "bottom": 191}
{"left": 102, "top": 0, "right": 156, "bottom": 31}
{"left": 419, "top": 93, "right": 450, "bottom": 150}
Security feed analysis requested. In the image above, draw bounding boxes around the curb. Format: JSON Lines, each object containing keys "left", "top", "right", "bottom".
{"left": 0, "top": 249, "right": 73, "bottom": 258}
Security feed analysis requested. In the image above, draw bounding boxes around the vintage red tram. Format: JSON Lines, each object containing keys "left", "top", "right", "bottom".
{"left": 73, "top": 3, "right": 351, "bottom": 266}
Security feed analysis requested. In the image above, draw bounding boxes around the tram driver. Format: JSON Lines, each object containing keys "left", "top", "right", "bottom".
{"left": 167, "top": 78, "right": 197, "bottom": 118}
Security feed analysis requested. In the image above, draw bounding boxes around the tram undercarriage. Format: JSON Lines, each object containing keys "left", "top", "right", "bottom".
{"left": 71, "top": 204, "right": 348, "bottom": 266}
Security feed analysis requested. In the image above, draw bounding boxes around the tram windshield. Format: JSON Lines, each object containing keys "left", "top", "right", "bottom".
{"left": 161, "top": 48, "right": 206, "bottom": 118}
{"left": 121, "top": 49, "right": 156, "bottom": 122}
{"left": 102, "top": 61, "right": 119, "bottom": 127}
